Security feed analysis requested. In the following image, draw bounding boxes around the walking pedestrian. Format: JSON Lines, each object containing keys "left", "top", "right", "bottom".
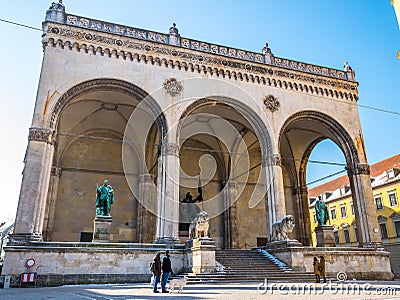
{"left": 161, "top": 250, "right": 172, "bottom": 293}
{"left": 313, "top": 256, "right": 320, "bottom": 283}
{"left": 151, "top": 252, "right": 162, "bottom": 293}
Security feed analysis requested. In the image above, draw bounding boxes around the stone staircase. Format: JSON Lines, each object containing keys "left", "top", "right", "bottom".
{"left": 177, "top": 249, "right": 316, "bottom": 283}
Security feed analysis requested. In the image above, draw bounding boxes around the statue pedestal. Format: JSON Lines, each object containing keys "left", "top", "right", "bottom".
{"left": 315, "top": 225, "right": 336, "bottom": 247}
{"left": 266, "top": 239, "right": 302, "bottom": 250}
{"left": 191, "top": 237, "right": 216, "bottom": 274}
{"left": 93, "top": 216, "right": 112, "bottom": 242}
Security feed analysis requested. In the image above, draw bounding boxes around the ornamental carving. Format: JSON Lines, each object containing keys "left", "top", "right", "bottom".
{"left": 262, "top": 154, "right": 281, "bottom": 167}
{"left": 45, "top": 23, "right": 358, "bottom": 90}
{"left": 28, "top": 128, "right": 54, "bottom": 144}
{"left": 347, "top": 163, "right": 370, "bottom": 176}
{"left": 264, "top": 95, "right": 280, "bottom": 112}
{"left": 159, "top": 143, "right": 180, "bottom": 157}
{"left": 163, "top": 78, "right": 183, "bottom": 96}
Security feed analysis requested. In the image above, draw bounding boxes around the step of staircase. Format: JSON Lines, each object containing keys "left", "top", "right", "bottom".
{"left": 171, "top": 249, "right": 316, "bottom": 284}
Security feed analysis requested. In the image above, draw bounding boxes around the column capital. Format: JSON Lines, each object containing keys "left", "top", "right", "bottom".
{"left": 346, "top": 163, "right": 370, "bottom": 176}
{"left": 28, "top": 127, "right": 55, "bottom": 145}
{"left": 262, "top": 154, "right": 281, "bottom": 167}
{"left": 138, "top": 173, "right": 154, "bottom": 183}
{"left": 51, "top": 166, "right": 62, "bottom": 177}
{"left": 159, "top": 142, "right": 180, "bottom": 157}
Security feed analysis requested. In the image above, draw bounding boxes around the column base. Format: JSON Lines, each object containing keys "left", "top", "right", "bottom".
{"left": 315, "top": 225, "right": 336, "bottom": 247}
{"left": 8, "top": 233, "right": 42, "bottom": 245}
{"left": 93, "top": 216, "right": 112, "bottom": 242}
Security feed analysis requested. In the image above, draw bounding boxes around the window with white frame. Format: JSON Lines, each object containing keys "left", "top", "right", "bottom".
{"left": 340, "top": 205, "right": 347, "bottom": 218}
{"left": 388, "top": 191, "right": 398, "bottom": 207}
{"left": 387, "top": 169, "right": 395, "bottom": 179}
{"left": 313, "top": 213, "right": 317, "bottom": 224}
{"left": 375, "top": 195, "right": 384, "bottom": 210}
{"left": 350, "top": 202, "right": 354, "bottom": 215}
{"left": 330, "top": 207, "right": 337, "bottom": 219}
{"left": 379, "top": 223, "right": 389, "bottom": 239}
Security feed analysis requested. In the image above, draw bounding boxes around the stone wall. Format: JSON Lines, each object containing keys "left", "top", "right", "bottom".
{"left": 266, "top": 245, "right": 393, "bottom": 280}
{"left": 1, "top": 242, "right": 187, "bottom": 287}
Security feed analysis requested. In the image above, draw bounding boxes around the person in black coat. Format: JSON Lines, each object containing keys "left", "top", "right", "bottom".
{"left": 152, "top": 252, "right": 162, "bottom": 293}
{"left": 161, "top": 250, "right": 172, "bottom": 293}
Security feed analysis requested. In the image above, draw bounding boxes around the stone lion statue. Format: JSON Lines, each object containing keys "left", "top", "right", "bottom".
{"left": 271, "top": 215, "right": 295, "bottom": 241}
{"left": 189, "top": 211, "right": 209, "bottom": 239}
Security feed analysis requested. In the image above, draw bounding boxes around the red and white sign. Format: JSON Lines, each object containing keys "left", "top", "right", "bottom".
{"left": 21, "top": 273, "right": 37, "bottom": 283}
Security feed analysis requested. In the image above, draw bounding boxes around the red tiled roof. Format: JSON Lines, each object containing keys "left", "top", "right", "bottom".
{"left": 308, "top": 153, "right": 400, "bottom": 198}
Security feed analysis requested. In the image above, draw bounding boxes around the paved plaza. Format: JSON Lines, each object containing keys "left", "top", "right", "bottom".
{"left": 1, "top": 280, "right": 400, "bottom": 300}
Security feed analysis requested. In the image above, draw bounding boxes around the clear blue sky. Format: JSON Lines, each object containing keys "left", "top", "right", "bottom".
{"left": 0, "top": 1, "right": 399, "bottom": 220}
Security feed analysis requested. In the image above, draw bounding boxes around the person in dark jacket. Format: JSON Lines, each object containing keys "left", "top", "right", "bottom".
{"left": 152, "top": 252, "right": 162, "bottom": 293}
{"left": 161, "top": 250, "right": 172, "bottom": 293}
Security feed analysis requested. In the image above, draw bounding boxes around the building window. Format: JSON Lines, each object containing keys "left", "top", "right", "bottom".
{"left": 388, "top": 191, "right": 398, "bottom": 207}
{"left": 375, "top": 196, "right": 384, "bottom": 210}
{"left": 313, "top": 213, "right": 317, "bottom": 224}
{"left": 350, "top": 203, "right": 354, "bottom": 215}
{"left": 334, "top": 231, "right": 340, "bottom": 244}
{"left": 379, "top": 223, "right": 389, "bottom": 239}
{"left": 354, "top": 227, "right": 358, "bottom": 241}
{"left": 394, "top": 220, "right": 400, "bottom": 237}
{"left": 343, "top": 229, "right": 350, "bottom": 243}
{"left": 387, "top": 169, "right": 395, "bottom": 179}
{"left": 340, "top": 205, "right": 347, "bottom": 218}
{"left": 330, "top": 207, "right": 337, "bottom": 220}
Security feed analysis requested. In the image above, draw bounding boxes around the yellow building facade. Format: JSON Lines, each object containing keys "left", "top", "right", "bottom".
{"left": 309, "top": 154, "right": 400, "bottom": 276}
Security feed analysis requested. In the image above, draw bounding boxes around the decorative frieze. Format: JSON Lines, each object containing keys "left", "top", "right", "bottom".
{"left": 44, "top": 13, "right": 353, "bottom": 83}
{"left": 163, "top": 78, "right": 183, "bottom": 96}
{"left": 28, "top": 128, "right": 54, "bottom": 144}
{"left": 263, "top": 95, "right": 280, "bottom": 112}
{"left": 44, "top": 24, "right": 358, "bottom": 97}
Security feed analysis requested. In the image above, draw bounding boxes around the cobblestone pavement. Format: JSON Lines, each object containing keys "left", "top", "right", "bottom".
{"left": 1, "top": 280, "right": 400, "bottom": 300}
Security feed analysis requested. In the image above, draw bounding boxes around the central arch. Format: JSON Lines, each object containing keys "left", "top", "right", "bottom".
{"left": 176, "top": 96, "right": 276, "bottom": 249}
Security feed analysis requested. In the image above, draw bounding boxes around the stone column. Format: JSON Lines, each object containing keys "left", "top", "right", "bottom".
{"left": 43, "top": 166, "right": 61, "bottom": 241}
{"left": 263, "top": 154, "right": 286, "bottom": 236}
{"left": 137, "top": 173, "right": 156, "bottom": 243}
{"left": 224, "top": 181, "right": 238, "bottom": 248}
{"left": 348, "top": 163, "right": 382, "bottom": 248}
{"left": 12, "top": 128, "right": 55, "bottom": 243}
{"left": 155, "top": 142, "right": 180, "bottom": 244}
{"left": 292, "top": 185, "right": 312, "bottom": 246}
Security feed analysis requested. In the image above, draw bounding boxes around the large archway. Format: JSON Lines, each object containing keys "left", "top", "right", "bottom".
{"left": 279, "top": 110, "right": 369, "bottom": 246}
{"left": 43, "top": 79, "right": 166, "bottom": 243}
{"left": 176, "top": 97, "right": 274, "bottom": 249}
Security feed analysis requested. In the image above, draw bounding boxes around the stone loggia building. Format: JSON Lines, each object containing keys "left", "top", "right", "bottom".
{"left": 2, "top": 1, "right": 392, "bottom": 284}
